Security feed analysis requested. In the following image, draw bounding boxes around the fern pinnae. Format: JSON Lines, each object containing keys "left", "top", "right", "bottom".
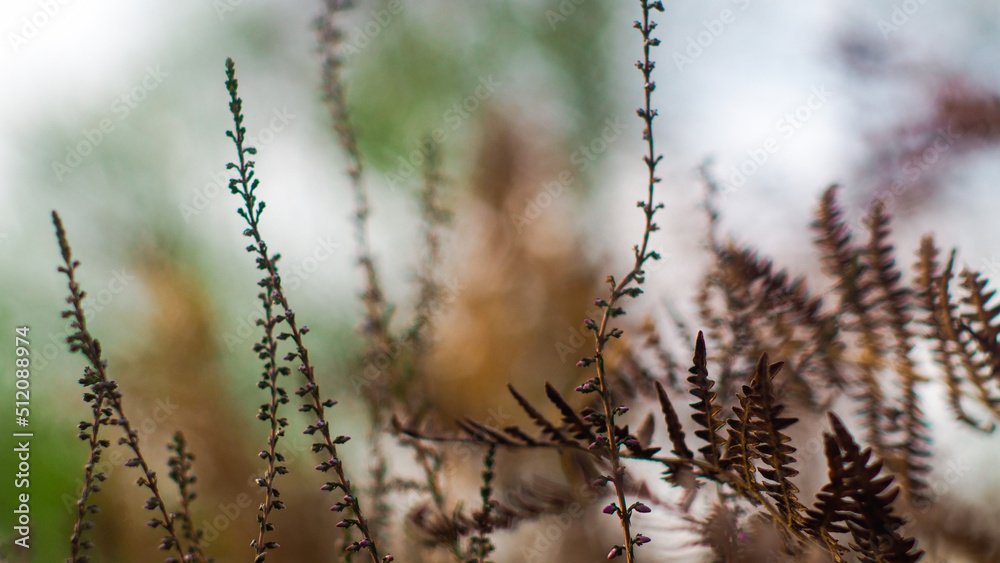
{"left": 827, "top": 413, "right": 924, "bottom": 563}
{"left": 506, "top": 384, "right": 576, "bottom": 447}
{"left": 721, "top": 375, "right": 759, "bottom": 500}
{"left": 458, "top": 419, "right": 517, "bottom": 447}
{"left": 915, "top": 240, "right": 994, "bottom": 431}
{"left": 863, "top": 203, "right": 931, "bottom": 502}
{"left": 500, "top": 425, "right": 538, "bottom": 446}
{"left": 654, "top": 381, "right": 693, "bottom": 462}
{"left": 803, "top": 433, "right": 852, "bottom": 562}
{"left": 545, "top": 382, "right": 599, "bottom": 444}
{"left": 935, "top": 252, "right": 1000, "bottom": 428}
{"left": 687, "top": 331, "right": 729, "bottom": 474}
{"left": 959, "top": 267, "right": 1000, "bottom": 382}
{"left": 748, "top": 354, "right": 805, "bottom": 529}
{"left": 812, "top": 186, "right": 888, "bottom": 455}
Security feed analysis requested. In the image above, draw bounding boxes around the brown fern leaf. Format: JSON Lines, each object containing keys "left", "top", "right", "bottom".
{"left": 727, "top": 244, "right": 843, "bottom": 387}
{"left": 458, "top": 418, "right": 518, "bottom": 446}
{"left": 688, "top": 331, "right": 729, "bottom": 473}
{"left": 722, "top": 373, "right": 760, "bottom": 501}
{"left": 864, "top": 203, "right": 931, "bottom": 502}
{"left": 916, "top": 242, "right": 1000, "bottom": 433}
{"left": 655, "top": 381, "right": 695, "bottom": 486}
{"left": 813, "top": 186, "right": 871, "bottom": 309}
{"left": 655, "top": 381, "right": 693, "bottom": 460}
{"left": 812, "top": 185, "right": 887, "bottom": 455}
{"left": 543, "top": 382, "right": 598, "bottom": 444}
{"left": 748, "top": 354, "right": 805, "bottom": 529}
{"left": 691, "top": 502, "right": 741, "bottom": 561}
{"left": 407, "top": 478, "right": 581, "bottom": 551}
{"left": 501, "top": 426, "right": 539, "bottom": 446}
{"left": 699, "top": 240, "right": 844, "bottom": 409}
{"left": 915, "top": 240, "right": 996, "bottom": 431}
{"left": 828, "top": 414, "right": 924, "bottom": 563}
{"left": 804, "top": 434, "right": 852, "bottom": 561}
{"left": 407, "top": 503, "right": 468, "bottom": 549}
{"left": 641, "top": 315, "right": 684, "bottom": 388}
{"left": 936, "top": 254, "right": 1000, "bottom": 429}
{"left": 494, "top": 478, "right": 582, "bottom": 525}
{"left": 961, "top": 268, "right": 1000, "bottom": 374}
{"left": 506, "top": 384, "right": 577, "bottom": 448}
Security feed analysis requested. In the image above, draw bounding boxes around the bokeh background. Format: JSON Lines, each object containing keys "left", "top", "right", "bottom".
{"left": 3, "top": 0, "right": 1000, "bottom": 561}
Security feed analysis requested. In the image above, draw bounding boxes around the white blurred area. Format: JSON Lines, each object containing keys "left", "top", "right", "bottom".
{"left": 4, "top": 0, "right": 1000, "bottom": 561}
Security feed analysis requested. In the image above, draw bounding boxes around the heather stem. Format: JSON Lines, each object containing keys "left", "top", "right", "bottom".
{"left": 54, "top": 211, "right": 189, "bottom": 562}
{"left": 224, "top": 58, "right": 384, "bottom": 563}
{"left": 167, "top": 432, "right": 209, "bottom": 562}
{"left": 251, "top": 280, "right": 286, "bottom": 562}
{"left": 587, "top": 2, "right": 664, "bottom": 560}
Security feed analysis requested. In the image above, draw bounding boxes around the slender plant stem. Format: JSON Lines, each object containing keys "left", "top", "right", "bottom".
{"left": 224, "top": 59, "right": 383, "bottom": 563}
{"left": 54, "top": 212, "right": 189, "bottom": 562}
{"left": 587, "top": 1, "right": 664, "bottom": 560}
{"left": 251, "top": 280, "right": 285, "bottom": 561}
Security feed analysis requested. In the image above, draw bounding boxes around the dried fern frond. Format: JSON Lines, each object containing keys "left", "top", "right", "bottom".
{"left": 748, "top": 355, "right": 805, "bottom": 529}
{"left": 655, "top": 381, "right": 694, "bottom": 461}
{"left": 688, "top": 331, "right": 730, "bottom": 474}
{"left": 405, "top": 477, "right": 581, "bottom": 553}
{"left": 827, "top": 414, "right": 924, "bottom": 563}
{"left": 722, "top": 368, "right": 760, "bottom": 500}
{"left": 701, "top": 240, "right": 844, "bottom": 406}
{"left": 915, "top": 240, "right": 994, "bottom": 431}
{"left": 917, "top": 236, "right": 1000, "bottom": 433}
{"left": 505, "top": 384, "right": 579, "bottom": 449}
{"left": 863, "top": 203, "right": 931, "bottom": 502}
{"left": 812, "top": 186, "right": 888, "bottom": 455}
{"left": 804, "top": 434, "right": 852, "bottom": 562}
